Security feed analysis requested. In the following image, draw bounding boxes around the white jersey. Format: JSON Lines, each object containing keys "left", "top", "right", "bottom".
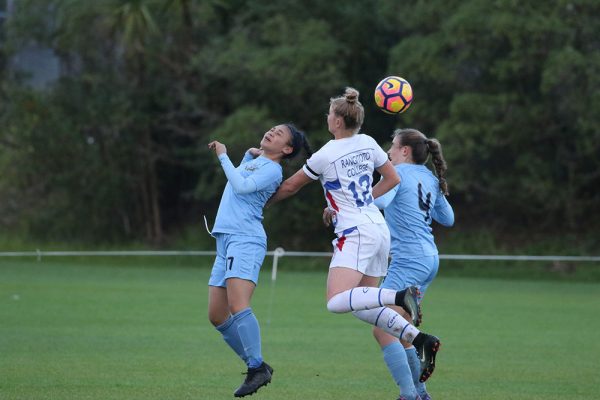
{"left": 303, "top": 134, "right": 388, "bottom": 233}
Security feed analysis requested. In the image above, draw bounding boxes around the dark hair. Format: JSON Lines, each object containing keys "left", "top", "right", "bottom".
{"left": 284, "top": 123, "right": 313, "bottom": 159}
{"left": 330, "top": 87, "right": 364, "bottom": 132}
{"left": 393, "top": 128, "right": 449, "bottom": 195}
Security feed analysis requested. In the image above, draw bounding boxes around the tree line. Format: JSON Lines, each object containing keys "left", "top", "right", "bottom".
{"left": 0, "top": 0, "right": 598, "bottom": 249}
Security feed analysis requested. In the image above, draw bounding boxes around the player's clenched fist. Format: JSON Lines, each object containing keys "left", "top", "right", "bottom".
{"left": 208, "top": 141, "right": 226, "bottom": 156}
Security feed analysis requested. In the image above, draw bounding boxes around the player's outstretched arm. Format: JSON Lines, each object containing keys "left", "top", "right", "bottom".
{"left": 208, "top": 140, "right": 259, "bottom": 194}
{"left": 267, "top": 169, "right": 312, "bottom": 206}
{"left": 372, "top": 160, "right": 400, "bottom": 199}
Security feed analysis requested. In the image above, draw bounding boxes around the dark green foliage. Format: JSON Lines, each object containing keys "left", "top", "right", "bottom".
{"left": 0, "top": 0, "right": 598, "bottom": 246}
{"left": 387, "top": 0, "right": 600, "bottom": 233}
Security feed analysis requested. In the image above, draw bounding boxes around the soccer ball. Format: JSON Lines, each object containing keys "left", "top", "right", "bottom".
{"left": 374, "top": 76, "right": 413, "bottom": 114}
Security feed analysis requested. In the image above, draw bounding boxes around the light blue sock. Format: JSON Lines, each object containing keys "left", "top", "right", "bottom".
{"left": 215, "top": 315, "right": 247, "bottom": 363}
{"left": 233, "top": 307, "right": 263, "bottom": 368}
{"left": 382, "top": 342, "right": 418, "bottom": 400}
{"left": 406, "top": 346, "right": 428, "bottom": 397}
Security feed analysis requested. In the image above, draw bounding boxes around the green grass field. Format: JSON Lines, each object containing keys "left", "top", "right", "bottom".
{"left": 1, "top": 258, "right": 599, "bottom": 399}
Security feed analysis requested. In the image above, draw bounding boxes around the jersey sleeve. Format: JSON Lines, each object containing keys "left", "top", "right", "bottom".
{"left": 431, "top": 193, "right": 455, "bottom": 227}
{"left": 219, "top": 154, "right": 282, "bottom": 194}
{"left": 249, "top": 162, "right": 282, "bottom": 191}
{"left": 302, "top": 148, "right": 328, "bottom": 180}
{"left": 240, "top": 151, "right": 255, "bottom": 165}
{"left": 218, "top": 154, "right": 258, "bottom": 194}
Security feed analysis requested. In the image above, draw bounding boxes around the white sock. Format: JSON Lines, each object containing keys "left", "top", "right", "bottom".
{"left": 326, "top": 287, "right": 397, "bottom": 313}
{"left": 352, "top": 307, "right": 420, "bottom": 342}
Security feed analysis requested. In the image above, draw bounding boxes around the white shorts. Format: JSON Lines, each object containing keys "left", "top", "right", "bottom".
{"left": 329, "top": 223, "right": 390, "bottom": 277}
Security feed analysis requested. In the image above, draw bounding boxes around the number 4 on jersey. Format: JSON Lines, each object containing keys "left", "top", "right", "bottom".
{"left": 418, "top": 182, "right": 432, "bottom": 222}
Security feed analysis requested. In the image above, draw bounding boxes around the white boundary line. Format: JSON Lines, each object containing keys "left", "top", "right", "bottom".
{"left": 0, "top": 251, "right": 217, "bottom": 257}
{"left": 1, "top": 249, "right": 599, "bottom": 262}
{"left": 2, "top": 249, "right": 599, "bottom": 282}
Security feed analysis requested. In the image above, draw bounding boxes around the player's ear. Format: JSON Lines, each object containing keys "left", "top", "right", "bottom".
{"left": 282, "top": 145, "right": 293, "bottom": 156}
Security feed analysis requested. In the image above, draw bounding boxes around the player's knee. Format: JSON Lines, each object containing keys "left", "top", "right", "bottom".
{"left": 371, "top": 326, "right": 379, "bottom": 339}
{"left": 372, "top": 326, "right": 386, "bottom": 342}
{"left": 207, "top": 309, "right": 226, "bottom": 327}
{"left": 326, "top": 294, "right": 346, "bottom": 313}
{"left": 207, "top": 313, "right": 220, "bottom": 327}
{"left": 228, "top": 300, "right": 250, "bottom": 315}
{"left": 372, "top": 326, "right": 397, "bottom": 347}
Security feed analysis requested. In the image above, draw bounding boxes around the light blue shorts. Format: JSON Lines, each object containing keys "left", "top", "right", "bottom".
{"left": 380, "top": 255, "right": 439, "bottom": 301}
{"left": 208, "top": 233, "right": 267, "bottom": 287}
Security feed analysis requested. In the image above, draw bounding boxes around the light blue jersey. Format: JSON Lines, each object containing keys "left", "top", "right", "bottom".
{"left": 212, "top": 152, "right": 283, "bottom": 238}
{"left": 374, "top": 163, "right": 454, "bottom": 259}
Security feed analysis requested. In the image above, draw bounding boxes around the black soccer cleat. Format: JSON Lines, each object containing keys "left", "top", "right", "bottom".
{"left": 413, "top": 333, "right": 440, "bottom": 383}
{"left": 234, "top": 362, "right": 273, "bottom": 397}
{"left": 264, "top": 362, "right": 273, "bottom": 376}
{"left": 395, "top": 286, "right": 422, "bottom": 327}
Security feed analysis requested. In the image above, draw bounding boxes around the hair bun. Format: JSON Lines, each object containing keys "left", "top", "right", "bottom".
{"left": 344, "top": 87, "right": 359, "bottom": 104}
